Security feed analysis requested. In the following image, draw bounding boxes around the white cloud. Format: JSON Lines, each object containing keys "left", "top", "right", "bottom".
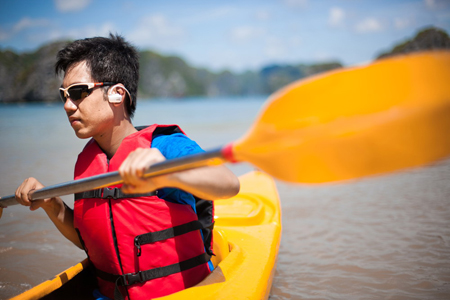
{"left": 255, "top": 10, "right": 271, "bottom": 21}
{"left": 0, "top": 17, "right": 51, "bottom": 41}
{"left": 128, "top": 14, "right": 185, "bottom": 48}
{"left": 265, "top": 36, "right": 287, "bottom": 58}
{"left": 394, "top": 18, "right": 411, "bottom": 30}
{"left": 41, "top": 22, "right": 115, "bottom": 43}
{"left": 424, "top": 0, "right": 450, "bottom": 10}
{"left": 230, "top": 26, "right": 265, "bottom": 41}
{"left": 70, "top": 22, "right": 116, "bottom": 39}
{"left": 424, "top": 0, "right": 435, "bottom": 9}
{"left": 313, "top": 51, "right": 338, "bottom": 63}
{"left": 282, "top": 0, "right": 308, "bottom": 8}
{"left": 329, "top": 7, "right": 345, "bottom": 27}
{"left": 261, "top": 35, "right": 303, "bottom": 62}
{"left": 13, "top": 17, "right": 50, "bottom": 32}
{"left": 290, "top": 36, "right": 302, "bottom": 47}
{"left": 355, "top": 17, "right": 383, "bottom": 33}
{"left": 181, "top": 6, "right": 236, "bottom": 25}
{"left": 201, "top": 6, "right": 235, "bottom": 20}
{"left": 53, "top": 0, "right": 92, "bottom": 13}
{"left": 0, "top": 29, "right": 8, "bottom": 41}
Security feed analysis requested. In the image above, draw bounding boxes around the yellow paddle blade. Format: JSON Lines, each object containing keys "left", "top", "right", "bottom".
{"left": 232, "top": 51, "right": 450, "bottom": 183}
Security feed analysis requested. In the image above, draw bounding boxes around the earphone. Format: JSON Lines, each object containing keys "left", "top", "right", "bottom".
{"left": 108, "top": 93, "right": 122, "bottom": 103}
{"left": 107, "top": 84, "right": 132, "bottom": 104}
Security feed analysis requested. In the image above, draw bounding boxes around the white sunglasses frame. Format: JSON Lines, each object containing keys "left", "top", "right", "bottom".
{"left": 59, "top": 82, "right": 116, "bottom": 102}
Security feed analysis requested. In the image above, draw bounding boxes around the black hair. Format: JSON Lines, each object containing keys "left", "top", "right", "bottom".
{"left": 55, "top": 33, "right": 139, "bottom": 118}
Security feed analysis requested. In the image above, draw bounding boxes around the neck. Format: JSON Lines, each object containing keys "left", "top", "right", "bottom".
{"left": 95, "top": 119, "right": 137, "bottom": 159}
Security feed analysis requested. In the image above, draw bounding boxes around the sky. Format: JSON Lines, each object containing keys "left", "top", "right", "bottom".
{"left": 0, "top": 0, "right": 449, "bottom": 72}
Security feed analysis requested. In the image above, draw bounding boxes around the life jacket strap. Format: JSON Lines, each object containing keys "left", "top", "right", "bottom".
{"left": 96, "top": 253, "right": 211, "bottom": 300}
{"left": 134, "top": 220, "right": 204, "bottom": 256}
{"left": 74, "top": 187, "right": 156, "bottom": 201}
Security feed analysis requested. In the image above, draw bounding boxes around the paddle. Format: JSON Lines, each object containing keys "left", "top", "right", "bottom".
{"left": 1, "top": 50, "right": 449, "bottom": 209}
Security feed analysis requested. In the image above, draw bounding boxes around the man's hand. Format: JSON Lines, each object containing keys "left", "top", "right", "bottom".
{"left": 15, "top": 177, "right": 82, "bottom": 248}
{"left": 15, "top": 177, "right": 54, "bottom": 211}
{"left": 119, "top": 148, "right": 167, "bottom": 194}
{"left": 119, "top": 147, "right": 240, "bottom": 200}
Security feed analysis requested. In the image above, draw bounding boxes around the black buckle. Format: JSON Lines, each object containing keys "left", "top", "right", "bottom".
{"left": 123, "top": 272, "right": 144, "bottom": 286}
{"left": 134, "top": 236, "right": 142, "bottom": 257}
{"left": 103, "top": 188, "right": 119, "bottom": 199}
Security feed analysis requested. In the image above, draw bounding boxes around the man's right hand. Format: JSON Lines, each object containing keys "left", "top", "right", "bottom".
{"left": 15, "top": 177, "right": 53, "bottom": 211}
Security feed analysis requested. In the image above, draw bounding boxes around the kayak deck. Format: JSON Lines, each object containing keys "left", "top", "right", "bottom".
{"left": 11, "top": 171, "right": 282, "bottom": 300}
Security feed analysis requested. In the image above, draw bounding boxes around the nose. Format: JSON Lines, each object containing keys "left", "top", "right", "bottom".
{"left": 63, "top": 97, "right": 78, "bottom": 112}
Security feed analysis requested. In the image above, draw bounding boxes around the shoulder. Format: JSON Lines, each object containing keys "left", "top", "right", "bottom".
{"left": 152, "top": 133, "right": 204, "bottom": 159}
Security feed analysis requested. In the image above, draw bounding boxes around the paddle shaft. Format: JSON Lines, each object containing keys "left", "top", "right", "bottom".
{"left": 0, "top": 147, "right": 229, "bottom": 208}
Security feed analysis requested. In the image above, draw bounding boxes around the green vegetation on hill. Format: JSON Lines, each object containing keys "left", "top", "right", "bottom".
{"left": 376, "top": 27, "right": 450, "bottom": 59}
{"left": 0, "top": 41, "right": 68, "bottom": 103}
{"left": 136, "top": 50, "right": 343, "bottom": 99}
{"left": 0, "top": 41, "right": 342, "bottom": 103}
{"left": 1, "top": 26, "right": 447, "bottom": 103}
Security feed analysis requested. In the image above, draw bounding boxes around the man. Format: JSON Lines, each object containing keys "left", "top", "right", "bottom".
{"left": 15, "top": 34, "right": 240, "bottom": 300}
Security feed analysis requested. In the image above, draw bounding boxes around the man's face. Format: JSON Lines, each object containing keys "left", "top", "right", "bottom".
{"left": 62, "top": 61, "right": 115, "bottom": 140}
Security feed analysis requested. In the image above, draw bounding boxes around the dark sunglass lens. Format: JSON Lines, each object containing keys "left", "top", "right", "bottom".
{"left": 68, "top": 86, "right": 90, "bottom": 101}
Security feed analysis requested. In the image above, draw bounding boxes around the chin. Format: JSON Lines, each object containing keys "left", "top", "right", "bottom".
{"left": 73, "top": 128, "right": 92, "bottom": 139}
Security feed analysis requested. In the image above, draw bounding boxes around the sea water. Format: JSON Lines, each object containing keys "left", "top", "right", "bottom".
{"left": 0, "top": 98, "right": 449, "bottom": 299}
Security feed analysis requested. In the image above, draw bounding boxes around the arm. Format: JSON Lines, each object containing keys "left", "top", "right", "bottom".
{"left": 15, "top": 177, "right": 83, "bottom": 248}
{"left": 119, "top": 147, "right": 240, "bottom": 200}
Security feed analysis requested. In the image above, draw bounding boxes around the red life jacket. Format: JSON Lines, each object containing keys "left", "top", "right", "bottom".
{"left": 73, "top": 125, "right": 213, "bottom": 300}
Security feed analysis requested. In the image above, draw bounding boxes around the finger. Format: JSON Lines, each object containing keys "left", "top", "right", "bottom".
{"left": 29, "top": 199, "right": 45, "bottom": 211}
{"left": 129, "top": 148, "right": 153, "bottom": 174}
{"left": 119, "top": 149, "right": 141, "bottom": 180}
{"left": 122, "top": 177, "right": 156, "bottom": 194}
{"left": 120, "top": 149, "right": 153, "bottom": 183}
{"left": 119, "top": 148, "right": 167, "bottom": 194}
{"left": 132, "top": 150, "right": 154, "bottom": 179}
{"left": 15, "top": 177, "right": 44, "bottom": 207}
{"left": 122, "top": 174, "right": 150, "bottom": 192}
{"left": 15, "top": 179, "right": 31, "bottom": 206}
{"left": 121, "top": 183, "right": 135, "bottom": 194}
{"left": 119, "top": 157, "right": 137, "bottom": 185}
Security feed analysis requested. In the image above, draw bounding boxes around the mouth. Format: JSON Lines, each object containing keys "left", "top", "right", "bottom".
{"left": 68, "top": 116, "right": 81, "bottom": 126}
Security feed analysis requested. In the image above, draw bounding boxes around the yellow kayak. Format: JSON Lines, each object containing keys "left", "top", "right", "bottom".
{"left": 11, "top": 171, "right": 282, "bottom": 300}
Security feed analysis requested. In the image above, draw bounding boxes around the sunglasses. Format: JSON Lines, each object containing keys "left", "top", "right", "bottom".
{"left": 59, "top": 82, "right": 116, "bottom": 102}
